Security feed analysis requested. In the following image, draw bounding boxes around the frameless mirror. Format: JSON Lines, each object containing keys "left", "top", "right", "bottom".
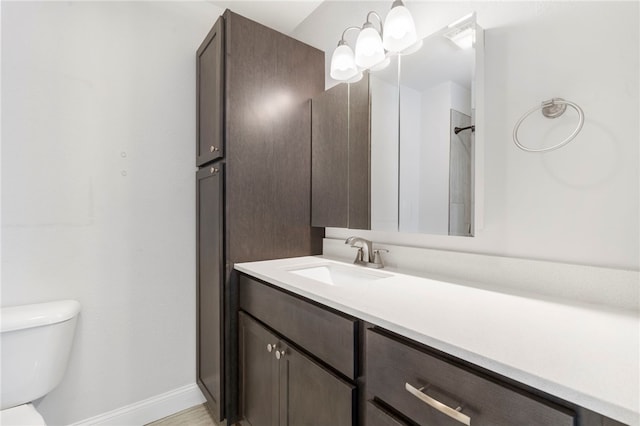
{"left": 371, "top": 13, "right": 480, "bottom": 236}
{"left": 369, "top": 55, "right": 400, "bottom": 232}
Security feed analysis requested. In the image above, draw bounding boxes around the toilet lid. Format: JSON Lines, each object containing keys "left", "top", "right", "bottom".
{"left": 1, "top": 403, "right": 46, "bottom": 425}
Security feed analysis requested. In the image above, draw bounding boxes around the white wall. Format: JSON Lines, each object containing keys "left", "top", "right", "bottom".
{"left": 1, "top": 2, "right": 223, "bottom": 424}
{"left": 303, "top": 1, "right": 639, "bottom": 271}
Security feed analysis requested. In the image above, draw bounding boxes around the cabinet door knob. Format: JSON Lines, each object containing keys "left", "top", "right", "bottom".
{"left": 267, "top": 343, "right": 277, "bottom": 353}
{"left": 210, "top": 145, "right": 219, "bottom": 152}
{"left": 275, "top": 350, "right": 285, "bottom": 360}
{"left": 210, "top": 167, "right": 218, "bottom": 174}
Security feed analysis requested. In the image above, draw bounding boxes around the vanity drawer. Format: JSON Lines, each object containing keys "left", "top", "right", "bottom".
{"left": 366, "top": 400, "right": 411, "bottom": 426}
{"left": 366, "top": 329, "right": 575, "bottom": 426}
{"left": 239, "top": 274, "right": 358, "bottom": 379}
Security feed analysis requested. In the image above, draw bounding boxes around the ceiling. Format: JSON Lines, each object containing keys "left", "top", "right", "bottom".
{"left": 208, "top": 0, "right": 324, "bottom": 34}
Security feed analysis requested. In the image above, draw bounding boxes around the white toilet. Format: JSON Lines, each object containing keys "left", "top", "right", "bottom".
{"left": 1, "top": 300, "right": 81, "bottom": 425}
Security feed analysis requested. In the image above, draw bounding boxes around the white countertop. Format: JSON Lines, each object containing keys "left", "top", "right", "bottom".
{"left": 235, "top": 256, "right": 640, "bottom": 426}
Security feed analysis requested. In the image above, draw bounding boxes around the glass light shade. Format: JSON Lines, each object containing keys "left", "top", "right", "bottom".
{"left": 382, "top": 3, "right": 417, "bottom": 52}
{"left": 330, "top": 44, "right": 358, "bottom": 81}
{"left": 355, "top": 27, "right": 385, "bottom": 68}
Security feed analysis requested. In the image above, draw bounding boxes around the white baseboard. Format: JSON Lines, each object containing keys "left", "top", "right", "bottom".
{"left": 70, "top": 383, "right": 206, "bottom": 426}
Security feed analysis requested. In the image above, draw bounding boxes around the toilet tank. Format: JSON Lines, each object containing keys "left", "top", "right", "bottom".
{"left": 1, "top": 300, "right": 81, "bottom": 410}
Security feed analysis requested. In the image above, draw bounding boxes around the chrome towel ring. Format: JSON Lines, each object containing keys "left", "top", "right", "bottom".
{"left": 513, "top": 98, "right": 584, "bottom": 153}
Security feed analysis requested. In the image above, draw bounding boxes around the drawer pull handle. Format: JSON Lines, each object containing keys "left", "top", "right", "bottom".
{"left": 405, "top": 382, "right": 471, "bottom": 426}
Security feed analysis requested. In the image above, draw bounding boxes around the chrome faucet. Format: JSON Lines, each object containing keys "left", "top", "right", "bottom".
{"left": 345, "top": 236, "right": 388, "bottom": 269}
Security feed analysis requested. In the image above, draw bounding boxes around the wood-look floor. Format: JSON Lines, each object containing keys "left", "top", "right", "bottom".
{"left": 146, "top": 404, "right": 218, "bottom": 426}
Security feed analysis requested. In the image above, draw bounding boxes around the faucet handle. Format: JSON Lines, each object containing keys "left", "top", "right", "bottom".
{"left": 372, "top": 249, "right": 389, "bottom": 267}
{"left": 354, "top": 247, "right": 364, "bottom": 262}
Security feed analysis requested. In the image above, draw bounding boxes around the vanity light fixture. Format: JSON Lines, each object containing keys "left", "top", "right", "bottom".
{"left": 330, "top": 26, "right": 360, "bottom": 81}
{"left": 382, "top": 0, "right": 418, "bottom": 52}
{"left": 355, "top": 12, "right": 385, "bottom": 69}
{"left": 330, "top": 1, "right": 418, "bottom": 82}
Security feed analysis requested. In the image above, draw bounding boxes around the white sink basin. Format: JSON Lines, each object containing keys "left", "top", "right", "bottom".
{"left": 287, "top": 263, "right": 392, "bottom": 286}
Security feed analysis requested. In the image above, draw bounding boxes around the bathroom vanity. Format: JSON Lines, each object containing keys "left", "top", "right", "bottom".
{"left": 234, "top": 256, "right": 637, "bottom": 426}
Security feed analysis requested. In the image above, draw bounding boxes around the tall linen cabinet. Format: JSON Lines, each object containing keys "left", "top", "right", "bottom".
{"left": 195, "top": 10, "right": 324, "bottom": 424}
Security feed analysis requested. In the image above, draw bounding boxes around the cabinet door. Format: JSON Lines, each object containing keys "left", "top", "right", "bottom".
{"left": 196, "top": 16, "right": 224, "bottom": 166}
{"left": 196, "top": 164, "right": 224, "bottom": 420}
{"left": 311, "top": 83, "right": 348, "bottom": 227}
{"left": 239, "top": 312, "right": 280, "bottom": 426}
{"left": 311, "top": 76, "right": 370, "bottom": 229}
{"left": 347, "top": 73, "right": 371, "bottom": 230}
{"left": 279, "top": 341, "right": 355, "bottom": 426}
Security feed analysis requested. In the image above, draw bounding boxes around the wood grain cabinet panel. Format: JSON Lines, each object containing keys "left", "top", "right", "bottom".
{"left": 311, "top": 83, "right": 348, "bottom": 227}
{"left": 239, "top": 312, "right": 355, "bottom": 426}
{"left": 311, "top": 76, "right": 370, "bottom": 229}
{"left": 239, "top": 275, "right": 358, "bottom": 380}
{"left": 280, "top": 339, "right": 355, "bottom": 426}
{"left": 196, "top": 164, "right": 224, "bottom": 414}
{"left": 239, "top": 312, "right": 279, "bottom": 426}
{"left": 196, "top": 17, "right": 224, "bottom": 167}
{"left": 366, "top": 329, "right": 576, "bottom": 426}
{"left": 224, "top": 12, "right": 324, "bottom": 263}
{"left": 196, "top": 10, "right": 324, "bottom": 424}
{"left": 347, "top": 74, "right": 371, "bottom": 230}
{"left": 366, "top": 401, "right": 410, "bottom": 426}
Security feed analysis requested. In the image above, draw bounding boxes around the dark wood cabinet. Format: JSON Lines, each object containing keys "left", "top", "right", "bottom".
{"left": 196, "top": 164, "right": 224, "bottom": 415}
{"left": 238, "top": 276, "right": 358, "bottom": 425}
{"left": 366, "top": 328, "right": 576, "bottom": 426}
{"left": 365, "top": 401, "right": 409, "bottom": 426}
{"left": 281, "top": 338, "right": 355, "bottom": 426}
{"left": 238, "top": 312, "right": 279, "bottom": 426}
{"left": 195, "top": 10, "right": 324, "bottom": 424}
{"left": 347, "top": 74, "right": 372, "bottom": 230}
{"left": 239, "top": 275, "right": 358, "bottom": 379}
{"left": 239, "top": 312, "right": 355, "bottom": 426}
{"left": 311, "top": 75, "right": 370, "bottom": 229}
{"left": 197, "top": 17, "right": 224, "bottom": 167}
{"left": 311, "top": 83, "right": 348, "bottom": 227}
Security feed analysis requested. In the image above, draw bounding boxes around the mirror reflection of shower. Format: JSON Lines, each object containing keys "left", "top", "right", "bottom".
{"left": 368, "top": 13, "right": 479, "bottom": 236}
{"left": 449, "top": 110, "right": 473, "bottom": 236}
{"left": 392, "top": 13, "right": 477, "bottom": 236}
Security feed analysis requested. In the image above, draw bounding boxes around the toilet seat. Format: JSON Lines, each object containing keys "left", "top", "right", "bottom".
{"left": 0, "top": 403, "right": 46, "bottom": 425}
